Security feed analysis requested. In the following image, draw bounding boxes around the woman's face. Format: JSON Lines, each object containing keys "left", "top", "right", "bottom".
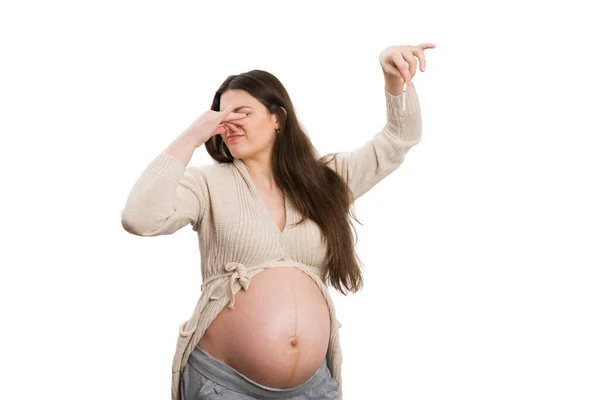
{"left": 219, "top": 89, "right": 279, "bottom": 160}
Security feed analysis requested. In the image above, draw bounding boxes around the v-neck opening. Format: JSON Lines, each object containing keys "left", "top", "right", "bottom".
{"left": 233, "top": 158, "right": 289, "bottom": 235}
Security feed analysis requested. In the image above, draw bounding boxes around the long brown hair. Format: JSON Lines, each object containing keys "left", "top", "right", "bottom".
{"left": 205, "top": 70, "right": 364, "bottom": 295}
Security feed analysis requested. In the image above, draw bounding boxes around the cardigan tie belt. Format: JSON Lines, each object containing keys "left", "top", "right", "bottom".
{"left": 213, "top": 261, "right": 250, "bottom": 309}
{"left": 201, "top": 261, "right": 273, "bottom": 309}
{"left": 199, "top": 257, "right": 327, "bottom": 312}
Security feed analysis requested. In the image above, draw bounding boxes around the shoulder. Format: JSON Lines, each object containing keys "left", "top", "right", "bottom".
{"left": 186, "top": 161, "right": 235, "bottom": 183}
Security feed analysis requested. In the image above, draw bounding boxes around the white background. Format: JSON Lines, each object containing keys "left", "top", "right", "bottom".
{"left": 1, "top": 1, "right": 599, "bottom": 399}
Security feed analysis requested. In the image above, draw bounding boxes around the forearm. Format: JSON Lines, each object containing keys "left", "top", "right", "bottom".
{"left": 164, "top": 133, "right": 198, "bottom": 167}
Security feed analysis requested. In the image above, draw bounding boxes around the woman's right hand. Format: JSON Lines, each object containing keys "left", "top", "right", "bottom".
{"left": 182, "top": 105, "right": 248, "bottom": 148}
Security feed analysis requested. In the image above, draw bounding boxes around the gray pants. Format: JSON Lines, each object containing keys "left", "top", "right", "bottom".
{"left": 180, "top": 345, "right": 340, "bottom": 399}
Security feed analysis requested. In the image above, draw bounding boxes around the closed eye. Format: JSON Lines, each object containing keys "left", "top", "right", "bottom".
{"left": 233, "top": 106, "right": 253, "bottom": 113}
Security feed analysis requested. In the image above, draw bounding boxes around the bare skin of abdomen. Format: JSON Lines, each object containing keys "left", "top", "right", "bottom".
{"left": 197, "top": 266, "right": 331, "bottom": 389}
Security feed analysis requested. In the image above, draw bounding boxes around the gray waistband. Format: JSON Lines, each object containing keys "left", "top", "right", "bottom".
{"left": 187, "top": 345, "right": 330, "bottom": 398}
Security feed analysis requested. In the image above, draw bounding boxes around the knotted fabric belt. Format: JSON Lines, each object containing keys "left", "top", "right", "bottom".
{"left": 201, "top": 261, "right": 257, "bottom": 309}
{"left": 199, "top": 258, "right": 325, "bottom": 310}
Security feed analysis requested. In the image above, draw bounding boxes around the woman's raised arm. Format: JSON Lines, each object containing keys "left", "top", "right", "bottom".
{"left": 120, "top": 105, "right": 247, "bottom": 236}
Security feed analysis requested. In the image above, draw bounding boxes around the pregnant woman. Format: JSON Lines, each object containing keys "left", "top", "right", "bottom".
{"left": 121, "top": 42, "right": 434, "bottom": 400}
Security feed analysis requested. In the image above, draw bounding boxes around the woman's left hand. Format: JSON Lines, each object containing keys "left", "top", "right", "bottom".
{"left": 379, "top": 43, "right": 436, "bottom": 86}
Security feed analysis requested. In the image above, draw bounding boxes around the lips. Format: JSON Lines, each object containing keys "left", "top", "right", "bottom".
{"left": 227, "top": 134, "right": 244, "bottom": 140}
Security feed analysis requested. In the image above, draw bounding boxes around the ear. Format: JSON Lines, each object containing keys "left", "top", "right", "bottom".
{"left": 275, "top": 106, "right": 287, "bottom": 130}
{"left": 272, "top": 107, "right": 286, "bottom": 129}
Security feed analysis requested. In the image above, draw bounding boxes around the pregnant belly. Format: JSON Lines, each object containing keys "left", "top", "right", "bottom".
{"left": 197, "top": 266, "right": 331, "bottom": 388}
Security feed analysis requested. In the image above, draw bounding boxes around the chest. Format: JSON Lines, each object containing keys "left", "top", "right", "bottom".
{"left": 203, "top": 184, "right": 327, "bottom": 269}
{"left": 255, "top": 185, "right": 286, "bottom": 233}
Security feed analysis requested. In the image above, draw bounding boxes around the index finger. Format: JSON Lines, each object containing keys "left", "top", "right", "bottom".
{"left": 218, "top": 105, "right": 246, "bottom": 122}
{"left": 412, "top": 47, "right": 426, "bottom": 72}
{"left": 416, "top": 43, "right": 436, "bottom": 71}
{"left": 224, "top": 111, "right": 248, "bottom": 121}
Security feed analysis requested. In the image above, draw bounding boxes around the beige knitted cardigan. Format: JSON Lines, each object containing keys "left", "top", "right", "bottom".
{"left": 121, "top": 83, "right": 422, "bottom": 399}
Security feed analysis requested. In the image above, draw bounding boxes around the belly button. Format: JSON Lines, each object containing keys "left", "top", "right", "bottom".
{"left": 290, "top": 336, "right": 298, "bottom": 347}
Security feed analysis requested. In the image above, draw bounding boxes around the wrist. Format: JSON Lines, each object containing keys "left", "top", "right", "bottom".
{"left": 164, "top": 133, "right": 198, "bottom": 166}
{"left": 178, "top": 131, "right": 205, "bottom": 149}
{"left": 382, "top": 71, "right": 406, "bottom": 96}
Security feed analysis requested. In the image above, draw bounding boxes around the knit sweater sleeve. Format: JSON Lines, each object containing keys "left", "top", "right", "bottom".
{"left": 322, "top": 83, "right": 422, "bottom": 202}
{"left": 120, "top": 152, "right": 209, "bottom": 236}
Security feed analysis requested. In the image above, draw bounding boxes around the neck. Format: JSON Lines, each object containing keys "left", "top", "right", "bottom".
{"left": 242, "top": 155, "right": 277, "bottom": 190}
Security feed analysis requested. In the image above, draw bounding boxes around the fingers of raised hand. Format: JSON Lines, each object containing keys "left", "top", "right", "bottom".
{"left": 217, "top": 105, "right": 246, "bottom": 119}
{"left": 223, "top": 112, "right": 247, "bottom": 122}
{"left": 222, "top": 116, "right": 247, "bottom": 131}
{"left": 413, "top": 43, "right": 435, "bottom": 72}
{"left": 215, "top": 108, "right": 247, "bottom": 135}
{"left": 391, "top": 52, "right": 414, "bottom": 85}
{"left": 394, "top": 43, "right": 436, "bottom": 84}
{"left": 411, "top": 47, "right": 426, "bottom": 72}
{"left": 223, "top": 121, "right": 237, "bottom": 133}
{"left": 402, "top": 50, "right": 419, "bottom": 83}
{"left": 220, "top": 119, "right": 246, "bottom": 134}
{"left": 216, "top": 105, "right": 245, "bottom": 121}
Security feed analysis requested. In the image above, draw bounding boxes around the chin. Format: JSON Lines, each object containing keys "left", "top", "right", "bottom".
{"left": 226, "top": 146, "right": 248, "bottom": 159}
